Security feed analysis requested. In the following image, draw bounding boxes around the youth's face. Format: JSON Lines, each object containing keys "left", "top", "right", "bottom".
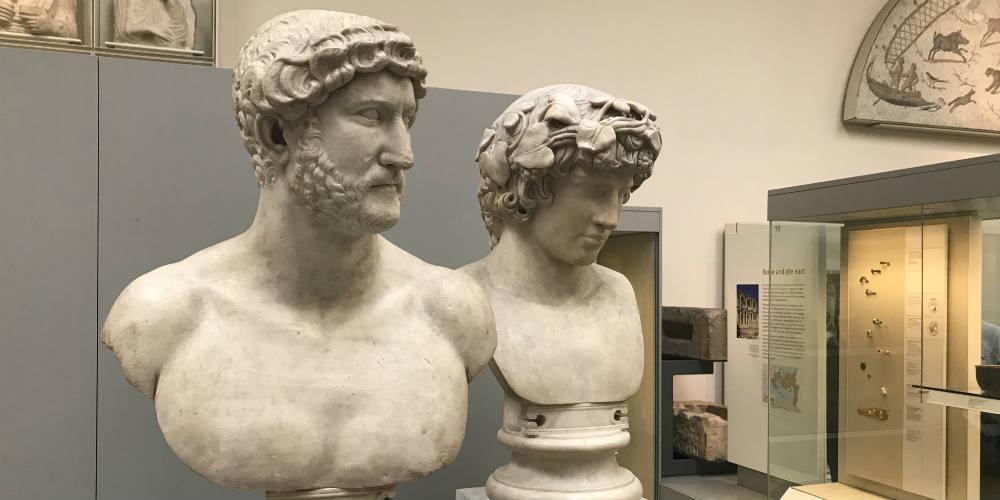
{"left": 523, "top": 165, "right": 635, "bottom": 267}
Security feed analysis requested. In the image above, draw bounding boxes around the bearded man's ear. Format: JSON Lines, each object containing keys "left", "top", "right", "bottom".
{"left": 255, "top": 116, "right": 290, "bottom": 169}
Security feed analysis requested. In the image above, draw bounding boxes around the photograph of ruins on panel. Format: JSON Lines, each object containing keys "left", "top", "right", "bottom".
{"left": 737, "top": 284, "right": 760, "bottom": 340}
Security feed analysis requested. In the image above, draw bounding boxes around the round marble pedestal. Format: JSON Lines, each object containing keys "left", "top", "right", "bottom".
{"left": 486, "top": 397, "right": 643, "bottom": 500}
{"left": 266, "top": 486, "right": 396, "bottom": 500}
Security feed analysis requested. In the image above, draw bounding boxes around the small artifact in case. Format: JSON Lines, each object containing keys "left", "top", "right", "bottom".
{"left": 976, "top": 365, "right": 1000, "bottom": 394}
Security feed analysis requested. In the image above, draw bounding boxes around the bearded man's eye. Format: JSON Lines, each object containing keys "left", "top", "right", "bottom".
{"left": 358, "top": 108, "right": 382, "bottom": 122}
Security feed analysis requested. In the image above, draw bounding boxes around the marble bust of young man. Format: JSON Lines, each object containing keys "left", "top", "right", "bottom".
{"left": 101, "top": 11, "right": 496, "bottom": 500}
{"left": 462, "top": 84, "right": 661, "bottom": 500}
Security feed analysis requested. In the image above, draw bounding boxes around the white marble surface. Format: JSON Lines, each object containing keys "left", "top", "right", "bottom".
{"left": 102, "top": 10, "right": 495, "bottom": 495}
{"left": 455, "top": 487, "right": 487, "bottom": 500}
{"left": 782, "top": 483, "right": 890, "bottom": 500}
{"left": 660, "top": 474, "right": 765, "bottom": 500}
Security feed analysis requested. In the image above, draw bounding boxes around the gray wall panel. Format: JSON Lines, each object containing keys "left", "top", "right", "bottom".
{"left": 767, "top": 154, "right": 1000, "bottom": 222}
{"left": 617, "top": 208, "right": 662, "bottom": 234}
{"left": 96, "top": 57, "right": 257, "bottom": 500}
{"left": 0, "top": 47, "right": 98, "bottom": 500}
{"left": 388, "top": 88, "right": 514, "bottom": 499}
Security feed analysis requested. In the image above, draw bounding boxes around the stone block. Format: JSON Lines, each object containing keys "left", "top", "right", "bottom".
{"left": 673, "top": 400, "right": 728, "bottom": 462}
{"left": 662, "top": 306, "right": 727, "bottom": 361}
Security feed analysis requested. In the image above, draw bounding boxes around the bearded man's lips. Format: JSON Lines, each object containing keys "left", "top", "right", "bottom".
{"left": 368, "top": 183, "right": 402, "bottom": 194}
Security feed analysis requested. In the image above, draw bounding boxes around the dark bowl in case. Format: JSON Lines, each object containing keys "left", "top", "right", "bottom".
{"left": 977, "top": 365, "right": 1000, "bottom": 393}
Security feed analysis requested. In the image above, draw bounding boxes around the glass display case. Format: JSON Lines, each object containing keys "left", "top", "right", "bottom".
{"left": 767, "top": 154, "right": 1000, "bottom": 500}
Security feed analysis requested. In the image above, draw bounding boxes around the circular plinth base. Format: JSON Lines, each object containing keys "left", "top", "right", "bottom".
{"left": 485, "top": 398, "right": 644, "bottom": 500}
{"left": 266, "top": 486, "right": 395, "bottom": 500}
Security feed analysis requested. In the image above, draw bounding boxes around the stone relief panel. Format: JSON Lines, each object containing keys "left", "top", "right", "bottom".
{"left": 0, "top": 0, "right": 79, "bottom": 41}
{"left": 113, "top": 0, "right": 195, "bottom": 49}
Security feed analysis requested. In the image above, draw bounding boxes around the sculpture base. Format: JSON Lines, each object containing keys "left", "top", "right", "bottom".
{"left": 0, "top": 30, "right": 82, "bottom": 44}
{"left": 459, "top": 486, "right": 646, "bottom": 500}
{"left": 104, "top": 41, "right": 205, "bottom": 57}
{"left": 486, "top": 397, "right": 643, "bottom": 500}
{"left": 266, "top": 486, "right": 396, "bottom": 500}
{"left": 455, "top": 487, "right": 488, "bottom": 500}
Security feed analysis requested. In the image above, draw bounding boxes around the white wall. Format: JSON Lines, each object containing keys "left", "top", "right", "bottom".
{"left": 217, "top": 0, "right": 999, "bottom": 401}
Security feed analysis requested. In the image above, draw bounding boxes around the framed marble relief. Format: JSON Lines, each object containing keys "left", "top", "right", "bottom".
{"left": 98, "top": 0, "right": 214, "bottom": 61}
{"left": 0, "top": 0, "right": 87, "bottom": 46}
{"left": 0, "top": 0, "right": 215, "bottom": 64}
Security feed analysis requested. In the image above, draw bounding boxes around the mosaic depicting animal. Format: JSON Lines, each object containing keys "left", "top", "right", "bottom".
{"left": 929, "top": 30, "right": 970, "bottom": 61}
{"left": 981, "top": 16, "right": 1000, "bottom": 46}
{"left": 986, "top": 67, "right": 1000, "bottom": 93}
{"left": 861, "top": 0, "right": 1000, "bottom": 124}
{"left": 948, "top": 88, "right": 976, "bottom": 111}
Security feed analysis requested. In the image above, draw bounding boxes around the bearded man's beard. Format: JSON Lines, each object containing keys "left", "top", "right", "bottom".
{"left": 288, "top": 126, "right": 402, "bottom": 235}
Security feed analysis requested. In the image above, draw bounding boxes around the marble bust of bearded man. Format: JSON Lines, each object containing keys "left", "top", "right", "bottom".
{"left": 102, "top": 10, "right": 496, "bottom": 500}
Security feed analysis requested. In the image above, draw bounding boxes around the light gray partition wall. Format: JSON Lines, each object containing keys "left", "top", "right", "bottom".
{"left": 387, "top": 88, "right": 514, "bottom": 499}
{"left": 96, "top": 57, "right": 258, "bottom": 500}
{"left": 0, "top": 47, "right": 98, "bottom": 500}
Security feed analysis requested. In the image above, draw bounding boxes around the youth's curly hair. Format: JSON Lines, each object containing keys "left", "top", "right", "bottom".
{"left": 475, "top": 84, "right": 662, "bottom": 247}
{"left": 233, "top": 10, "right": 428, "bottom": 186}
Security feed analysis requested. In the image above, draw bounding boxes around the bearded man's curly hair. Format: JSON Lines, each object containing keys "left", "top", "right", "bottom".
{"left": 233, "top": 10, "right": 428, "bottom": 186}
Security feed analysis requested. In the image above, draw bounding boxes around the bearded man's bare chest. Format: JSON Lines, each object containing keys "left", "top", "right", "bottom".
{"left": 150, "top": 297, "right": 471, "bottom": 489}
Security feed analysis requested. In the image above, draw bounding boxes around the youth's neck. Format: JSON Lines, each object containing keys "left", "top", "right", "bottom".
{"left": 485, "top": 228, "right": 592, "bottom": 303}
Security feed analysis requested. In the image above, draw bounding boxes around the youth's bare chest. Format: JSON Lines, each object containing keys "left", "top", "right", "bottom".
{"left": 489, "top": 290, "right": 644, "bottom": 404}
